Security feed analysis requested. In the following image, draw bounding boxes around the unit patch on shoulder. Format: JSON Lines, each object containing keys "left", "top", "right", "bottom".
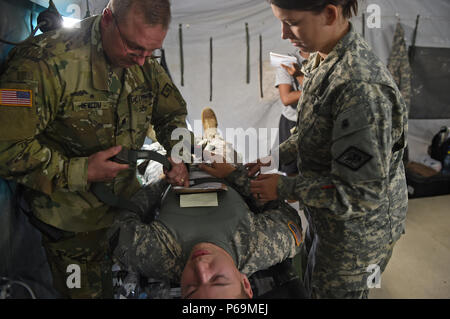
{"left": 0, "top": 89, "right": 32, "bottom": 107}
{"left": 336, "top": 146, "right": 372, "bottom": 171}
{"left": 288, "top": 221, "right": 303, "bottom": 247}
{"left": 161, "top": 83, "right": 173, "bottom": 97}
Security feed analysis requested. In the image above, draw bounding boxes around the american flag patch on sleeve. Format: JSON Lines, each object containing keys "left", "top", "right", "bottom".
{"left": 0, "top": 89, "right": 32, "bottom": 107}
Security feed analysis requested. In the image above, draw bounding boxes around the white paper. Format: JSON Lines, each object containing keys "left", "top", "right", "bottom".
{"left": 270, "top": 52, "right": 297, "bottom": 68}
{"left": 180, "top": 192, "right": 219, "bottom": 207}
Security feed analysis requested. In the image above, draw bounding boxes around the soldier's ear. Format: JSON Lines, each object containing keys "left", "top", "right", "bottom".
{"left": 101, "top": 8, "right": 113, "bottom": 26}
{"left": 240, "top": 273, "right": 253, "bottom": 299}
{"left": 322, "top": 4, "right": 339, "bottom": 26}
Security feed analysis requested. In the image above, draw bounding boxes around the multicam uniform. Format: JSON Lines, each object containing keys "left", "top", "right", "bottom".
{"left": 275, "top": 23, "right": 409, "bottom": 298}
{"left": 110, "top": 166, "right": 303, "bottom": 283}
{"left": 0, "top": 15, "right": 188, "bottom": 298}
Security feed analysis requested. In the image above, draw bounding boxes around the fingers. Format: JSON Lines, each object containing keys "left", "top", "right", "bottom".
{"left": 165, "top": 160, "right": 190, "bottom": 187}
{"left": 108, "top": 161, "right": 130, "bottom": 172}
{"left": 101, "top": 145, "right": 123, "bottom": 160}
{"left": 183, "top": 177, "right": 190, "bottom": 187}
{"left": 199, "top": 163, "right": 215, "bottom": 175}
{"left": 249, "top": 179, "right": 264, "bottom": 197}
{"left": 280, "top": 63, "right": 290, "bottom": 71}
{"left": 250, "top": 175, "right": 278, "bottom": 202}
{"left": 255, "top": 174, "right": 272, "bottom": 180}
{"left": 246, "top": 163, "right": 261, "bottom": 177}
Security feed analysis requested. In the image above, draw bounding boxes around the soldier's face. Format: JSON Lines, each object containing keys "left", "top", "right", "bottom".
{"left": 271, "top": 4, "right": 331, "bottom": 54}
{"left": 101, "top": 7, "right": 167, "bottom": 67}
{"left": 180, "top": 243, "right": 253, "bottom": 299}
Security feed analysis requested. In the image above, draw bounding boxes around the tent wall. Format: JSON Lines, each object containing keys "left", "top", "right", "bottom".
{"left": 2, "top": 0, "right": 448, "bottom": 161}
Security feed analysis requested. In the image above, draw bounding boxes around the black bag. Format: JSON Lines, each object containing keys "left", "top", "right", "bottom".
{"left": 406, "top": 168, "right": 450, "bottom": 198}
{"left": 428, "top": 126, "right": 450, "bottom": 163}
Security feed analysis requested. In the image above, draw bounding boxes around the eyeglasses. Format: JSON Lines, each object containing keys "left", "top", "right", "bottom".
{"left": 111, "top": 12, "right": 161, "bottom": 59}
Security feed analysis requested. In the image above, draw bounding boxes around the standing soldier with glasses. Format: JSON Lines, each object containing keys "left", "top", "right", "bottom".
{"left": 0, "top": 0, "right": 190, "bottom": 298}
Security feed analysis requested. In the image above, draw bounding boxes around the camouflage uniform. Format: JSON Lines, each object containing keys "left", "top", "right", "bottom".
{"left": 110, "top": 165, "right": 303, "bottom": 283}
{"left": 387, "top": 22, "right": 412, "bottom": 114}
{"left": 276, "top": 23, "right": 408, "bottom": 298}
{"left": 0, "top": 15, "right": 188, "bottom": 298}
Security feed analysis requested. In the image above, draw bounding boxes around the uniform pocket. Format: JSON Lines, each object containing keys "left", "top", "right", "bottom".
{"left": 58, "top": 101, "right": 115, "bottom": 154}
{"left": 128, "top": 87, "right": 154, "bottom": 148}
{"left": 331, "top": 106, "right": 385, "bottom": 182}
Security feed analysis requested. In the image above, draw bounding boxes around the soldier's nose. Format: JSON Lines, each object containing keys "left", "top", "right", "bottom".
{"left": 281, "top": 22, "right": 290, "bottom": 40}
{"left": 133, "top": 56, "right": 146, "bottom": 66}
{"left": 194, "top": 261, "right": 212, "bottom": 283}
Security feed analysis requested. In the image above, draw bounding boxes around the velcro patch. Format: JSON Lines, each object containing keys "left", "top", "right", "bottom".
{"left": 336, "top": 146, "right": 372, "bottom": 171}
{"left": 0, "top": 89, "right": 32, "bottom": 107}
{"left": 161, "top": 83, "right": 173, "bottom": 97}
{"left": 288, "top": 221, "right": 302, "bottom": 247}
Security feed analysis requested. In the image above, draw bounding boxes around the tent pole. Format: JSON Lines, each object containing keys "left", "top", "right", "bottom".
{"left": 179, "top": 24, "right": 184, "bottom": 87}
{"left": 409, "top": 15, "right": 420, "bottom": 63}
{"left": 259, "top": 34, "right": 263, "bottom": 98}
{"left": 362, "top": 13, "right": 365, "bottom": 38}
{"left": 210, "top": 37, "right": 213, "bottom": 102}
{"left": 246, "top": 22, "right": 250, "bottom": 84}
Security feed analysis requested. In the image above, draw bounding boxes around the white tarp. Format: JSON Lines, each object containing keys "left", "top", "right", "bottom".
{"left": 5, "top": 0, "right": 450, "bottom": 161}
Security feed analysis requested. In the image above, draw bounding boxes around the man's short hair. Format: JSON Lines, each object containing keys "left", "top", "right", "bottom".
{"left": 107, "top": 0, "right": 171, "bottom": 28}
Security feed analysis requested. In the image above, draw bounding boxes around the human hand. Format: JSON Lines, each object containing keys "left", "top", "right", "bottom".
{"left": 199, "top": 162, "right": 236, "bottom": 179}
{"left": 198, "top": 150, "right": 236, "bottom": 178}
{"left": 249, "top": 174, "right": 280, "bottom": 202}
{"left": 281, "top": 63, "right": 303, "bottom": 78}
{"left": 164, "top": 157, "right": 190, "bottom": 187}
{"left": 244, "top": 156, "right": 272, "bottom": 177}
{"left": 87, "top": 145, "right": 129, "bottom": 182}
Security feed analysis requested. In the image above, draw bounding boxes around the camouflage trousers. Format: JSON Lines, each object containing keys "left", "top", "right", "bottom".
{"left": 302, "top": 208, "right": 396, "bottom": 299}
{"left": 309, "top": 240, "right": 395, "bottom": 299}
{"left": 41, "top": 227, "right": 113, "bottom": 299}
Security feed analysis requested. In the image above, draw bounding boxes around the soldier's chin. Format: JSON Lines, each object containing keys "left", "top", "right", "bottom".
{"left": 121, "top": 62, "right": 134, "bottom": 68}
{"left": 116, "top": 59, "right": 133, "bottom": 68}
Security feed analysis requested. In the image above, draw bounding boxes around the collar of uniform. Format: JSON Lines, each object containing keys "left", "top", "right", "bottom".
{"left": 325, "top": 22, "right": 358, "bottom": 64}
{"left": 303, "top": 22, "right": 357, "bottom": 92}
{"left": 90, "top": 15, "right": 112, "bottom": 92}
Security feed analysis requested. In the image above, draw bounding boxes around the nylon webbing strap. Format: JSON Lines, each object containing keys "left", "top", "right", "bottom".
{"left": 112, "top": 148, "right": 172, "bottom": 171}
{"left": 91, "top": 148, "right": 172, "bottom": 214}
{"left": 188, "top": 177, "right": 227, "bottom": 187}
{"left": 91, "top": 183, "right": 143, "bottom": 215}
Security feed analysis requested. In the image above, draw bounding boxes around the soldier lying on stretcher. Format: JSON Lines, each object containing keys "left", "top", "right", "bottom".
{"left": 107, "top": 159, "right": 304, "bottom": 299}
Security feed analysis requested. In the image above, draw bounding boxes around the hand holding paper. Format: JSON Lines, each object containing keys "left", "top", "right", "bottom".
{"left": 270, "top": 52, "right": 297, "bottom": 68}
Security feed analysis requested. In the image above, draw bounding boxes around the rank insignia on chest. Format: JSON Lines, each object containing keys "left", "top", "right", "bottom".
{"left": 0, "top": 89, "right": 32, "bottom": 107}
{"left": 336, "top": 146, "right": 372, "bottom": 171}
{"left": 288, "top": 221, "right": 303, "bottom": 247}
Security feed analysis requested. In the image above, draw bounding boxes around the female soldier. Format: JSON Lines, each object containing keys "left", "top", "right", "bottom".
{"left": 246, "top": 0, "right": 408, "bottom": 298}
